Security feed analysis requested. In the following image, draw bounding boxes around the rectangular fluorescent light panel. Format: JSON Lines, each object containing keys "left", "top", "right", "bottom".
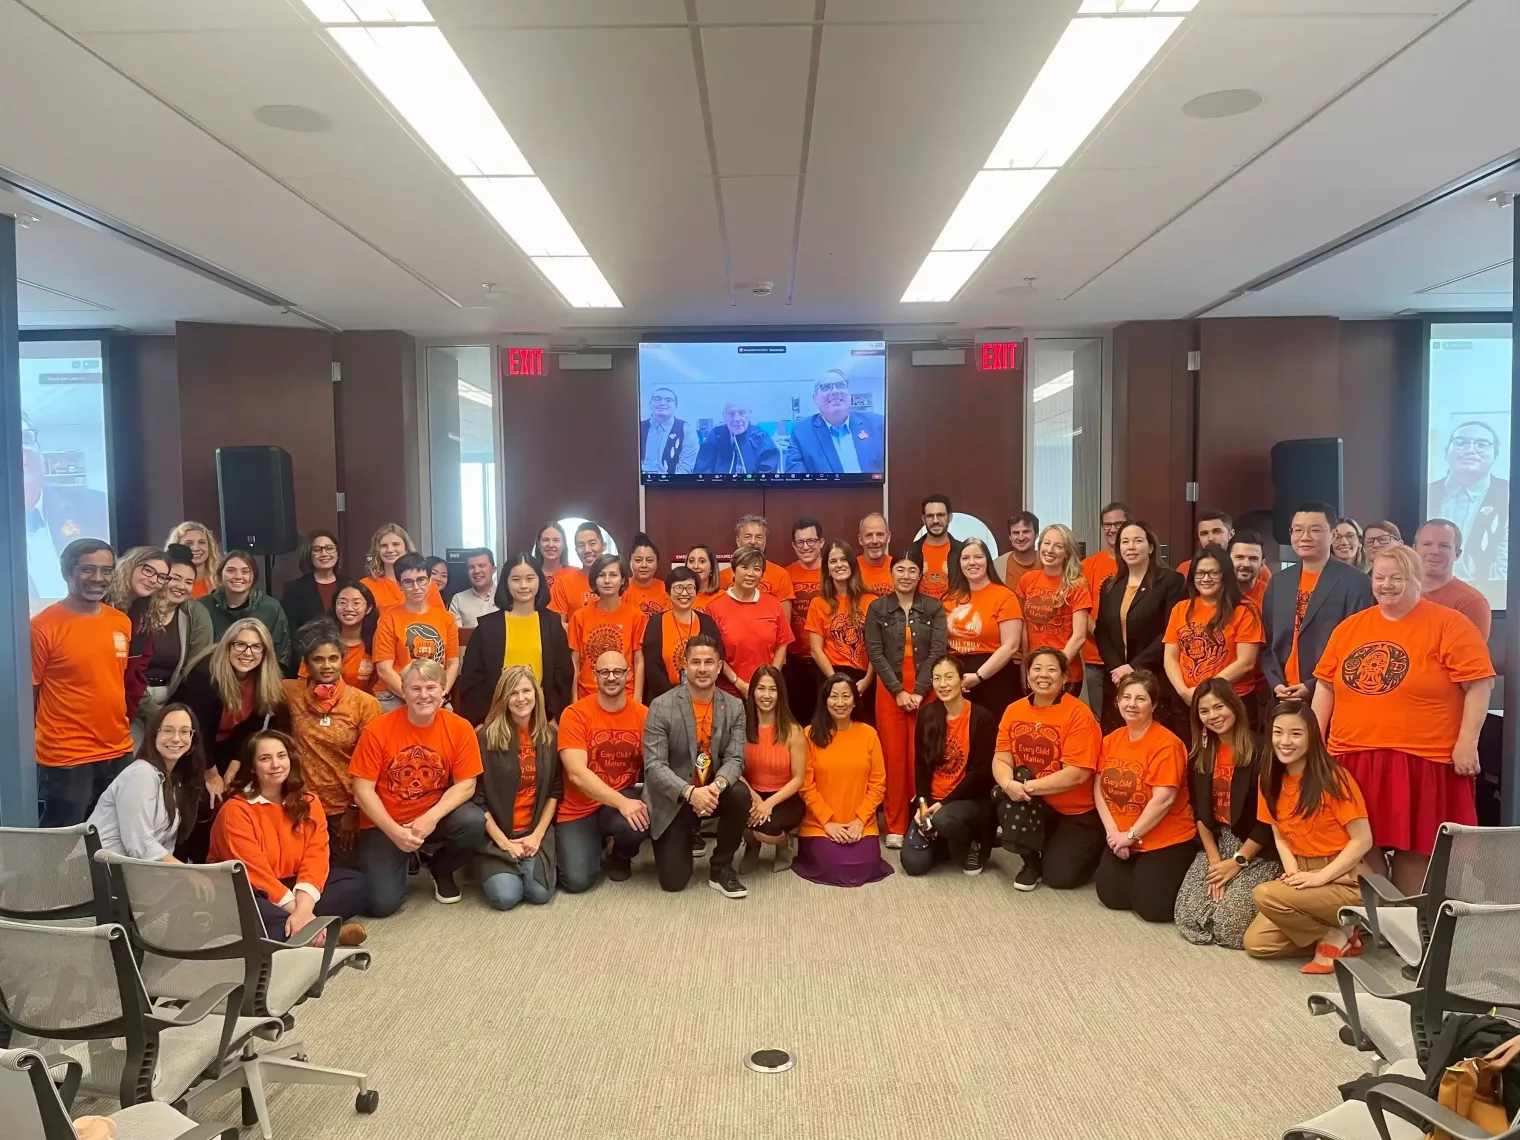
{"left": 306, "top": 1, "right": 620, "bottom": 307}
{"left": 1033, "top": 370, "right": 1074, "bottom": 402}
{"left": 901, "top": 6, "right": 1192, "bottom": 303}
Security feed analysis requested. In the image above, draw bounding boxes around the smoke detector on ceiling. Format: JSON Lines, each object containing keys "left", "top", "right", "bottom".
{"left": 996, "top": 277, "right": 1039, "bottom": 296}
{"left": 749, "top": 281, "right": 774, "bottom": 297}
{"left": 253, "top": 104, "right": 334, "bottom": 133}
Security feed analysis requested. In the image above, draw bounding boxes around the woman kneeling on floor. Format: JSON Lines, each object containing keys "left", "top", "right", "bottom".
{"left": 739, "top": 665, "right": 807, "bottom": 874}
{"left": 903, "top": 656, "right": 996, "bottom": 876}
{"left": 1245, "top": 700, "right": 1373, "bottom": 972}
{"left": 1174, "top": 678, "right": 1280, "bottom": 947}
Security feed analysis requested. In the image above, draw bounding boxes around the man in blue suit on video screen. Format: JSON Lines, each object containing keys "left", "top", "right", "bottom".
{"left": 782, "top": 368, "right": 884, "bottom": 475}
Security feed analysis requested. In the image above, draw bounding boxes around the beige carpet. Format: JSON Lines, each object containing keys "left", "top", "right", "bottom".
{"left": 184, "top": 847, "right": 1379, "bottom": 1140}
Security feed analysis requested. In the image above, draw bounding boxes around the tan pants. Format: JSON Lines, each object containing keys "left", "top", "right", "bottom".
{"left": 1243, "top": 855, "right": 1360, "bottom": 959}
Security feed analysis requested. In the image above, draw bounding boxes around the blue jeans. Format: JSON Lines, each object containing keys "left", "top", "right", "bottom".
{"left": 39, "top": 753, "right": 132, "bottom": 827}
{"left": 480, "top": 857, "right": 554, "bottom": 910}
{"left": 555, "top": 788, "right": 648, "bottom": 893}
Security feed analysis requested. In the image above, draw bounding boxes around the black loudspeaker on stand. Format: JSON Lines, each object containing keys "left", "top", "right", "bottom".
{"left": 216, "top": 446, "right": 299, "bottom": 584}
{"left": 1270, "top": 437, "right": 1344, "bottom": 546}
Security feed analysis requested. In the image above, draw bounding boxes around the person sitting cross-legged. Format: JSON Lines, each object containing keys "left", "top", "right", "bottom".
{"left": 643, "top": 634, "right": 752, "bottom": 897}
{"left": 348, "top": 659, "right": 486, "bottom": 916}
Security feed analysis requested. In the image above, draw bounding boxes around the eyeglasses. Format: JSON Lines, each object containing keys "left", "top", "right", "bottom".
{"left": 814, "top": 380, "right": 848, "bottom": 395}
{"left": 1449, "top": 437, "right": 1495, "bottom": 454}
{"left": 158, "top": 727, "right": 195, "bottom": 739}
{"left": 594, "top": 667, "right": 629, "bottom": 679}
{"left": 1289, "top": 525, "right": 1328, "bottom": 538}
{"left": 1365, "top": 534, "right": 1398, "bottom": 549}
{"left": 1193, "top": 570, "right": 1222, "bottom": 580}
{"left": 310, "top": 544, "right": 338, "bottom": 555}
{"left": 230, "top": 642, "right": 264, "bottom": 655}
{"left": 793, "top": 537, "right": 820, "bottom": 548}
{"left": 137, "top": 566, "right": 168, "bottom": 584}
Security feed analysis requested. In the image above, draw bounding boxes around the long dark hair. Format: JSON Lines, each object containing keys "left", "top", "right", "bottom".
{"left": 819, "top": 539, "right": 866, "bottom": 614}
{"left": 744, "top": 664, "right": 800, "bottom": 745}
{"left": 137, "top": 702, "right": 207, "bottom": 842}
{"left": 1263, "top": 700, "right": 1354, "bottom": 822}
{"left": 492, "top": 553, "right": 549, "bottom": 610}
{"left": 809, "top": 674, "right": 857, "bottom": 748}
{"left": 946, "top": 537, "right": 1003, "bottom": 602}
{"left": 330, "top": 581, "right": 379, "bottom": 654}
{"left": 533, "top": 521, "right": 569, "bottom": 568}
{"left": 1108, "top": 520, "right": 1165, "bottom": 594}
{"left": 1184, "top": 544, "right": 1239, "bottom": 638}
{"left": 229, "top": 729, "right": 315, "bottom": 830}
{"left": 916, "top": 654, "right": 966, "bottom": 766}
{"left": 297, "top": 529, "right": 340, "bottom": 577}
{"left": 1186, "top": 677, "right": 1260, "bottom": 775}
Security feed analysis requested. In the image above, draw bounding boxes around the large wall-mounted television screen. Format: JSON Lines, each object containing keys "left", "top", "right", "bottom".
{"left": 1426, "top": 320, "right": 1513, "bottom": 610}
{"left": 638, "top": 339, "right": 887, "bottom": 485}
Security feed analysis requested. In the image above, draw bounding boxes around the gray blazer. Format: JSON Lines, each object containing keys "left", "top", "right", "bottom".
{"left": 1260, "top": 559, "right": 1374, "bottom": 696}
{"left": 642, "top": 685, "right": 747, "bottom": 840}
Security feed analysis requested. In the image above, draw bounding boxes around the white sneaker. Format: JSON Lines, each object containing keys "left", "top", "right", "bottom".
{"left": 884, "top": 833, "right": 904, "bottom": 850}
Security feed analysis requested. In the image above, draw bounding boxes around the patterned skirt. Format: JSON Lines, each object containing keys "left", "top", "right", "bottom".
{"left": 1174, "top": 830, "right": 1283, "bottom": 950}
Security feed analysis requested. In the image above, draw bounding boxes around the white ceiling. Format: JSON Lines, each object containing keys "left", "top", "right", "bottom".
{"left": 0, "top": 0, "right": 1513, "bottom": 336}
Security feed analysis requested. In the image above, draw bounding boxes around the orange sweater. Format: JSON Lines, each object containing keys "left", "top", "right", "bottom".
{"left": 209, "top": 794, "right": 330, "bottom": 905}
{"left": 800, "top": 722, "right": 886, "bottom": 838}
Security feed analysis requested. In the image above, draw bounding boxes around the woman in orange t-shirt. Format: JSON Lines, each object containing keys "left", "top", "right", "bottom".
{"left": 328, "top": 583, "right": 379, "bottom": 693}
{"left": 904, "top": 656, "right": 997, "bottom": 877}
{"left": 1245, "top": 700, "right": 1373, "bottom": 972}
{"left": 567, "top": 554, "right": 648, "bottom": 701}
{"left": 792, "top": 675, "right": 892, "bottom": 888}
{"left": 943, "top": 538, "right": 1023, "bottom": 722}
{"left": 359, "top": 522, "right": 443, "bottom": 612}
{"left": 532, "top": 521, "right": 568, "bottom": 592}
{"left": 684, "top": 544, "right": 723, "bottom": 611}
{"left": 738, "top": 665, "right": 807, "bottom": 873}
{"left": 805, "top": 541, "right": 875, "bottom": 723}
{"left": 1311, "top": 543, "right": 1493, "bottom": 894}
{"left": 1014, "top": 524, "right": 1093, "bottom": 690}
{"left": 641, "top": 567, "right": 723, "bottom": 702}
{"left": 166, "top": 520, "right": 221, "bottom": 600}
{"left": 991, "top": 647, "right": 1105, "bottom": 891}
{"left": 623, "top": 533, "right": 672, "bottom": 619}
{"left": 1093, "top": 669, "right": 1197, "bottom": 923}
{"left": 473, "top": 665, "right": 561, "bottom": 910}
{"left": 1162, "top": 546, "right": 1263, "bottom": 710}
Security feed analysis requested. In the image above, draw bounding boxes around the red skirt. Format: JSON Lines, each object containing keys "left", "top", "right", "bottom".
{"left": 1337, "top": 749, "right": 1476, "bottom": 857}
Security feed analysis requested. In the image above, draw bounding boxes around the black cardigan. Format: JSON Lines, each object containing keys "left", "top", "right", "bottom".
{"left": 641, "top": 610, "right": 724, "bottom": 702}
{"left": 1095, "top": 567, "right": 1187, "bottom": 676}
{"left": 169, "top": 658, "right": 278, "bottom": 774}
{"left": 280, "top": 574, "right": 351, "bottom": 637}
{"left": 1185, "top": 737, "right": 1274, "bottom": 848}
{"left": 456, "top": 608, "right": 573, "bottom": 725}
{"left": 913, "top": 700, "right": 997, "bottom": 804}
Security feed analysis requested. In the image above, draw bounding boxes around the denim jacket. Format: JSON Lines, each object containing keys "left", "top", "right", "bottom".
{"left": 864, "top": 594, "right": 947, "bottom": 698}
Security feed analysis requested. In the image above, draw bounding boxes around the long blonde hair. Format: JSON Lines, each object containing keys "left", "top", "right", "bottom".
{"left": 199, "top": 618, "right": 284, "bottom": 715}
{"left": 165, "top": 521, "right": 221, "bottom": 589}
{"left": 365, "top": 523, "right": 417, "bottom": 578}
{"left": 108, "top": 546, "right": 177, "bottom": 632}
{"left": 1037, "top": 523, "right": 1085, "bottom": 603}
{"left": 481, "top": 665, "right": 551, "bottom": 753}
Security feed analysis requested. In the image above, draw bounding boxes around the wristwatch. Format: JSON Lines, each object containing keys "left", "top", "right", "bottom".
{"left": 1233, "top": 852, "right": 1250, "bottom": 867}
{"left": 714, "top": 776, "right": 729, "bottom": 792}
{"left": 1125, "top": 828, "right": 1138, "bottom": 842}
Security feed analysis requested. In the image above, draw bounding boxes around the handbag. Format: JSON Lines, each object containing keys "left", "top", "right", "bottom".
{"left": 995, "top": 767, "right": 1048, "bottom": 853}
{"left": 1428, "top": 1059, "right": 1508, "bottom": 1139}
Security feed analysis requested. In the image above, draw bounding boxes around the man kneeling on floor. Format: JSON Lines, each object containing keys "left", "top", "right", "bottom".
{"left": 644, "top": 635, "right": 752, "bottom": 897}
{"left": 349, "top": 659, "right": 486, "bottom": 916}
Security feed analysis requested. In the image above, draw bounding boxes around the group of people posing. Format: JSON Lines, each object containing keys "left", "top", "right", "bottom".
{"left": 29, "top": 494, "right": 1493, "bottom": 969}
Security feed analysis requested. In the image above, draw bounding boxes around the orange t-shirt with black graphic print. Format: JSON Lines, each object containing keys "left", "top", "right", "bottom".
{"left": 30, "top": 604, "right": 133, "bottom": 768}
{"left": 1258, "top": 770, "right": 1368, "bottom": 858}
{"left": 1015, "top": 571, "right": 1093, "bottom": 683}
{"left": 995, "top": 693, "right": 1100, "bottom": 815}
{"left": 1081, "top": 550, "right": 1119, "bottom": 666}
{"left": 931, "top": 701, "right": 972, "bottom": 801}
{"left": 373, "top": 604, "right": 460, "bottom": 674}
{"left": 718, "top": 562, "right": 796, "bottom": 603}
{"left": 1211, "top": 740, "right": 1235, "bottom": 826}
{"left": 856, "top": 556, "right": 894, "bottom": 598}
{"left": 555, "top": 695, "right": 648, "bottom": 822}
{"left": 920, "top": 541, "right": 953, "bottom": 600}
{"left": 658, "top": 610, "right": 702, "bottom": 686}
{"left": 1314, "top": 598, "right": 1494, "bottom": 763}
{"left": 1097, "top": 721, "right": 1195, "bottom": 849}
{"left": 623, "top": 580, "right": 671, "bottom": 619}
{"left": 566, "top": 602, "right": 648, "bottom": 698}
{"left": 1163, "top": 597, "right": 1264, "bottom": 695}
{"left": 348, "top": 707, "right": 483, "bottom": 828}
{"left": 548, "top": 567, "right": 595, "bottom": 616}
{"left": 945, "top": 583, "right": 1022, "bottom": 656}
{"left": 1284, "top": 570, "right": 1320, "bottom": 686}
{"left": 785, "top": 562, "right": 823, "bottom": 657}
{"left": 512, "top": 724, "right": 538, "bottom": 832}
{"left": 804, "top": 593, "right": 871, "bottom": 671}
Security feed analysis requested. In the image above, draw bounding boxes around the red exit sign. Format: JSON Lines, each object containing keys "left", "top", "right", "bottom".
{"left": 505, "top": 347, "right": 545, "bottom": 376}
{"left": 978, "top": 342, "right": 1019, "bottom": 371}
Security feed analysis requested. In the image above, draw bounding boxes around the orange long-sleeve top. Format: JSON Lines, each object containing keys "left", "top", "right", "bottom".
{"left": 799, "top": 722, "right": 886, "bottom": 838}
{"left": 209, "top": 793, "right": 330, "bottom": 906}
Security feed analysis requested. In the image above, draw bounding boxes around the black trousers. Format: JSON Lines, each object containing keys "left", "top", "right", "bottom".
{"left": 962, "top": 653, "right": 1020, "bottom": 723}
{"left": 652, "top": 780, "right": 751, "bottom": 892}
{"left": 750, "top": 793, "right": 805, "bottom": 837}
{"left": 1095, "top": 839, "right": 1198, "bottom": 923}
{"left": 1020, "top": 809, "right": 1105, "bottom": 889}
{"left": 900, "top": 799, "right": 992, "bottom": 876}
{"left": 782, "top": 655, "right": 822, "bottom": 726}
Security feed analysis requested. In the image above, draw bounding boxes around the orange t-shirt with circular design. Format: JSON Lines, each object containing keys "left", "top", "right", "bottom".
{"left": 931, "top": 701, "right": 972, "bottom": 801}
{"left": 1015, "top": 570, "right": 1093, "bottom": 683}
{"left": 995, "top": 693, "right": 1100, "bottom": 815}
{"left": 555, "top": 695, "right": 648, "bottom": 822}
{"left": 945, "top": 583, "right": 1022, "bottom": 656}
{"left": 1163, "top": 597, "right": 1264, "bottom": 695}
{"left": 567, "top": 602, "right": 648, "bottom": 698}
{"left": 804, "top": 593, "right": 871, "bottom": 671}
{"left": 511, "top": 724, "right": 538, "bottom": 832}
{"left": 1081, "top": 550, "right": 1119, "bottom": 666}
{"left": 1097, "top": 720, "right": 1194, "bottom": 850}
{"left": 623, "top": 580, "right": 672, "bottom": 619}
{"left": 920, "top": 541, "right": 953, "bottom": 600}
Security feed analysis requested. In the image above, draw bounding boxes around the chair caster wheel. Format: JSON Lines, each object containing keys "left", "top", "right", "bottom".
{"left": 292, "top": 1053, "right": 309, "bottom": 1063}
{"left": 356, "top": 1090, "right": 380, "bottom": 1114}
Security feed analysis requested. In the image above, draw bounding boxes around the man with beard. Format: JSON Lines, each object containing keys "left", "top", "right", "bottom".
{"left": 993, "top": 512, "right": 1040, "bottom": 583}
{"left": 782, "top": 369, "right": 885, "bottom": 475}
{"left": 1227, "top": 531, "right": 1269, "bottom": 611}
{"left": 910, "top": 494, "right": 963, "bottom": 600}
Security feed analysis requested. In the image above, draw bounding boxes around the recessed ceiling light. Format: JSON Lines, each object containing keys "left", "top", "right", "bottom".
{"left": 1181, "top": 88, "right": 1263, "bottom": 119}
{"left": 253, "top": 104, "right": 335, "bottom": 133}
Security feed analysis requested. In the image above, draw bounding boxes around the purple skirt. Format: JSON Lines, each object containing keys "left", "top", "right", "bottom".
{"left": 792, "top": 835, "right": 894, "bottom": 887}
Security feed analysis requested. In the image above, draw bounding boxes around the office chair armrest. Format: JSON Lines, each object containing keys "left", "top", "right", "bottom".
{"left": 1366, "top": 1081, "right": 1520, "bottom": 1140}
{"left": 155, "top": 982, "right": 244, "bottom": 1028}
{"left": 43, "top": 1054, "right": 82, "bottom": 1107}
{"left": 173, "top": 1122, "right": 241, "bottom": 1140}
{"left": 265, "top": 915, "right": 340, "bottom": 998}
{"left": 1333, "top": 958, "right": 1415, "bottom": 1051}
{"left": 1361, "top": 872, "right": 1419, "bottom": 907}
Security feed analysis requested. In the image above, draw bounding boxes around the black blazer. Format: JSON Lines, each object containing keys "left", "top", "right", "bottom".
{"left": 457, "top": 608, "right": 573, "bottom": 726}
{"left": 1185, "top": 738, "right": 1274, "bottom": 848}
{"left": 641, "top": 610, "right": 724, "bottom": 702}
{"left": 1095, "top": 568, "right": 1187, "bottom": 676}
{"left": 913, "top": 700, "right": 997, "bottom": 804}
{"left": 169, "top": 658, "right": 278, "bottom": 774}
{"left": 1260, "top": 559, "right": 1374, "bottom": 696}
{"left": 279, "top": 574, "right": 350, "bottom": 636}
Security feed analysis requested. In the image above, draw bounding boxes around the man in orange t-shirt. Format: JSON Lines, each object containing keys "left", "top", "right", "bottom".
{"left": 1079, "top": 502, "right": 1129, "bottom": 715}
{"left": 548, "top": 521, "right": 605, "bottom": 617}
{"left": 556, "top": 650, "right": 650, "bottom": 892}
{"left": 373, "top": 553, "right": 460, "bottom": 707}
{"left": 856, "top": 512, "right": 894, "bottom": 597}
{"left": 31, "top": 538, "right": 134, "bottom": 826}
{"left": 783, "top": 517, "right": 825, "bottom": 723}
{"left": 717, "top": 515, "right": 797, "bottom": 623}
{"left": 349, "top": 659, "right": 485, "bottom": 915}
{"left": 1416, "top": 519, "right": 1493, "bottom": 639}
{"left": 911, "top": 494, "right": 963, "bottom": 601}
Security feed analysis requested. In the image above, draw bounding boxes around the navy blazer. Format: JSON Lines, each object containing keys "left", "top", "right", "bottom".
{"left": 1260, "top": 559, "right": 1374, "bottom": 696}
{"left": 783, "top": 412, "right": 886, "bottom": 475}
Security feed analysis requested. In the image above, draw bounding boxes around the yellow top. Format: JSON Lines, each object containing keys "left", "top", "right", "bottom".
{"left": 503, "top": 613, "right": 543, "bottom": 680}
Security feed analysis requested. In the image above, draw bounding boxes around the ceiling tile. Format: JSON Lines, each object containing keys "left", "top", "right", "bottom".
{"left": 722, "top": 175, "right": 798, "bottom": 291}
{"left": 22, "top": 0, "right": 309, "bottom": 35}
{"left": 697, "top": 0, "right": 817, "bottom": 23}
{"left": 702, "top": 24, "right": 813, "bottom": 177}
{"left": 430, "top": 0, "right": 687, "bottom": 27}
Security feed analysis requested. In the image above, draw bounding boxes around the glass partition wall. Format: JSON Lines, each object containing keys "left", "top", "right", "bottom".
{"left": 1026, "top": 337, "right": 1105, "bottom": 557}
{"left": 424, "top": 345, "right": 498, "bottom": 555}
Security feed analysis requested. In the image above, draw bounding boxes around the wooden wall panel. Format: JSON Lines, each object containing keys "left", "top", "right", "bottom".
{"left": 174, "top": 322, "right": 337, "bottom": 588}
{"left": 108, "top": 334, "right": 182, "bottom": 548}
{"left": 1338, "top": 319, "right": 1422, "bottom": 533}
{"left": 335, "top": 330, "right": 418, "bottom": 562}
{"left": 643, "top": 486, "right": 763, "bottom": 560}
{"left": 761, "top": 485, "right": 885, "bottom": 557}
{"left": 1112, "top": 320, "right": 1196, "bottom": 556}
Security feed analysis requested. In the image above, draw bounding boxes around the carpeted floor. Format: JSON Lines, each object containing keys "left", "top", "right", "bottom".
{"left": 189, "top": 845, "right": 1380, "bottom": 1139}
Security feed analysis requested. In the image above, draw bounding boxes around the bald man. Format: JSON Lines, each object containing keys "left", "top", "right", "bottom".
{"left": 857, "top": 513, "right": 893, "bottom": 597}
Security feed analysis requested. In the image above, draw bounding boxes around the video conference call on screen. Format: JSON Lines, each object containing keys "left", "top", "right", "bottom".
{"left": 638, "top": 339, "right": 888, "bottom": 485}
